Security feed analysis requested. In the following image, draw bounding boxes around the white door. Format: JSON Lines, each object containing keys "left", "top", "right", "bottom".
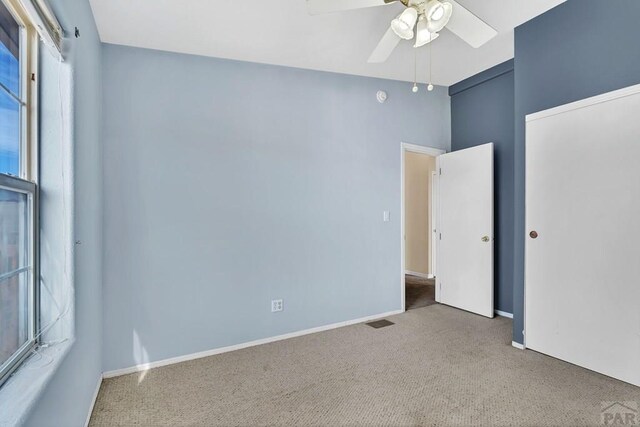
{"left": 437, "top": 143, "right": 494, "bottom": 318}
{"left": 525, "top": 85, "right": 640, "bottom": 387}
{"left": 431, "top": 171, "right": 438, "bottom": 278}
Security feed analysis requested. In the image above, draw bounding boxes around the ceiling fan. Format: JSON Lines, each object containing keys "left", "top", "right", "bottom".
{"left": 307, "top": 0, "right": 498, "bottom": 63}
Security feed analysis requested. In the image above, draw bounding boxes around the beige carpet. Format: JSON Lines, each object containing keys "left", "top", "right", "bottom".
{"left": 90, "top": 305, "right": 640, "bottom": 426}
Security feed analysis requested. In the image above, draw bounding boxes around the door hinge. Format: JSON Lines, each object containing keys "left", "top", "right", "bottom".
{"left": 439, "top": 168, "right": 442, "bottom": 176}
{"left": 439, "top": 233, "right": 442, "bottom": 240}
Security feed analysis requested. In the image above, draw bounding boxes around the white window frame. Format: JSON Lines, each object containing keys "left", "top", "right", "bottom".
{"left": 0, "top": 0, "right": 39, "bottom": 388}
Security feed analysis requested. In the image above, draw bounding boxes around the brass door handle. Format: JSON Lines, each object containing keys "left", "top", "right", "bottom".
{"left": 481, "top": 236, "right": 490, "bottom": 242}
{"left": 529, "top": 230, "right": 538, "bottom": 239}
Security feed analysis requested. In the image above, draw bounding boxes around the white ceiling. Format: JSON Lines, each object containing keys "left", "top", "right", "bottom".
{"left": 88, "top": 0, "right": 564, "bottom": 86}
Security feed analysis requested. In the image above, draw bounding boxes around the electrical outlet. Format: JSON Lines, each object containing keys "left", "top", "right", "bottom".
{"left": 271, "top": 299, "right": 283, "bottom": 312}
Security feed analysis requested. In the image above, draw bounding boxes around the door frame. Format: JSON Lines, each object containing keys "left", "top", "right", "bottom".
{"left": 430, "top": 170, "right": 438, "bottom": 279}
{"left": 400, "top": 142, "right": 446, "bottom": 312}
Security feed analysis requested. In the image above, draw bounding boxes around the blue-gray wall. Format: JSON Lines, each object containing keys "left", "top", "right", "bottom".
{"left": 449, "top": 60, "right": 514, "bottom": 314}
{"left": 512, "top": 0, "right": 640, "bottom": 343}
{"left": 101, "top": 44, "right": 451, "bottom": 372}
{"left": 25, "top": 0, "right": 103, "bottom": 425}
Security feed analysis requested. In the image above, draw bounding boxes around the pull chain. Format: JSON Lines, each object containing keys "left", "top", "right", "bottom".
{"left": 412, "top": 47, "right": 419, "bottom": 93}
{"left": 427, "top": 33, "right": 434, "bottom": 92}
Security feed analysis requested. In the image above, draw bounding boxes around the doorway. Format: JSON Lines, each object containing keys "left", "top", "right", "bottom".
{"left": 401, "top": 142, "right": 495, "bottom": 317}
{"left": 401, "top": 143, "right": 444, "bottom": 311}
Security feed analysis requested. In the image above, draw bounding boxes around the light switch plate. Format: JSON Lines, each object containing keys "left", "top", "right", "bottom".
{"left": 383, "top": 211, "right": 390, "bottom": 222}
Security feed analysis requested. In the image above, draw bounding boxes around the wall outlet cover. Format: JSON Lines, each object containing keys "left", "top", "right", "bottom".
{"left": 271, "top": 299, "right": 283, "bottom": 312}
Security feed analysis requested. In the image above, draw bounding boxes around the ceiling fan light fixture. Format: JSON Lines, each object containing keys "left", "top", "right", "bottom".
{"left": 391, "top": 7, "right": 418, "bottom": 40}
{"left": 414, "top": 16, "right": 440, "bottom": 47}
{"left": 425, "top": 0, "right": 452, "bottom": 33}
{"left": 431, "top": 6, "right": 444, "bottom": 21}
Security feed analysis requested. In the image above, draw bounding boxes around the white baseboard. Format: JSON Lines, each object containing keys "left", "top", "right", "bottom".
{"left": 102, "top": 309, "right": 404, "bottom": 379}
{"left": 405, "top": 270, "right": 431, "bottom": 279}
{"left": 495, "top": 310, "right": 513, "bottom": 319}
{"left": 512, "top": 341, "right": 525, "bottom": 350}
{"left": 84, "top": 375, "right": 103, "bottom": 427}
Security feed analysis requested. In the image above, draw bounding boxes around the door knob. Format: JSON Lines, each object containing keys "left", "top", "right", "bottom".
{"left": 481, "top": 236, "right": 490, "bottom": 242}
{"left": 529, "top": 230, "right": 538, "bottom": 239}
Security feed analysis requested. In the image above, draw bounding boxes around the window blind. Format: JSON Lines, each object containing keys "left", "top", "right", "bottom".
{"left": 0, "top": 1, "right": 19, "bottom": 58}
{"left": 21, "top": 0, "right": 63, "bottom": 56}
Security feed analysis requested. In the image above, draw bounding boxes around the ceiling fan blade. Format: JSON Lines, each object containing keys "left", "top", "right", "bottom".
{"left": 367, "top": 26, "right": 401, "bottom": 63}
{"left": 307, "top": 0, "right": 396, "bottom": 15}
{"left": 445, "top": 0, "right": 497, "bottom": 48}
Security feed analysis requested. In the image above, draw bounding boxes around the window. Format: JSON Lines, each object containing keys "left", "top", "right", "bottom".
{"left": 0, "top": 0, "right": 37, "bottom": 387}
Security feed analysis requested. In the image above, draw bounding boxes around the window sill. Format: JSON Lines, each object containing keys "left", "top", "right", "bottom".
{"left": 0, "top": 340, "right": 73, "bottom": 426}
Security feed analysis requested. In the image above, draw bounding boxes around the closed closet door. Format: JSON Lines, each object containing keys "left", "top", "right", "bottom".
{"left": 525, "top": 85, "right": 640, "bottom": 387}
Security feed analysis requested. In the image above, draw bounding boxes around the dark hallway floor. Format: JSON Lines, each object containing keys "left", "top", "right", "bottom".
{"left": 405, "top": 274, "right": 436, "bottom": 310}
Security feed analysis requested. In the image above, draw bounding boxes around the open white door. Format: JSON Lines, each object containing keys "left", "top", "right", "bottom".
{"left": 436, "top": 143, "right": 494, "bottom": 318}
{"left": 431, "top": 171, "right": 438, "bottom": 278}
{"left": 525, "top": 85, "right": 640, "bottom": 387}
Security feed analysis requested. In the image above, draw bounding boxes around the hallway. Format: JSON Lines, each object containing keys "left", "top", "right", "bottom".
{"left": 405, "top": 275, "right": 436, "bottom": 310}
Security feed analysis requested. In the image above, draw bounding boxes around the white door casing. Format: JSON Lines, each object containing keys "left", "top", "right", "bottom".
{"left": 400, "top": 143, "right": 446, "bottom": 312}
{"left": 431, "top": 170, "right": 438, "bottom": 279}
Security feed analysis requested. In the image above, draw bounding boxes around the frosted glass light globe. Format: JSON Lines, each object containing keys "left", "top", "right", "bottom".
{"left": 391, "top": 7, "right": 418, "bottom": 40}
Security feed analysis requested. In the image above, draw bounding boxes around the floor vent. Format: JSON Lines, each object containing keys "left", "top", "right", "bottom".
{"left": 366, "top": 319, "right": 394, "bottom": 329}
